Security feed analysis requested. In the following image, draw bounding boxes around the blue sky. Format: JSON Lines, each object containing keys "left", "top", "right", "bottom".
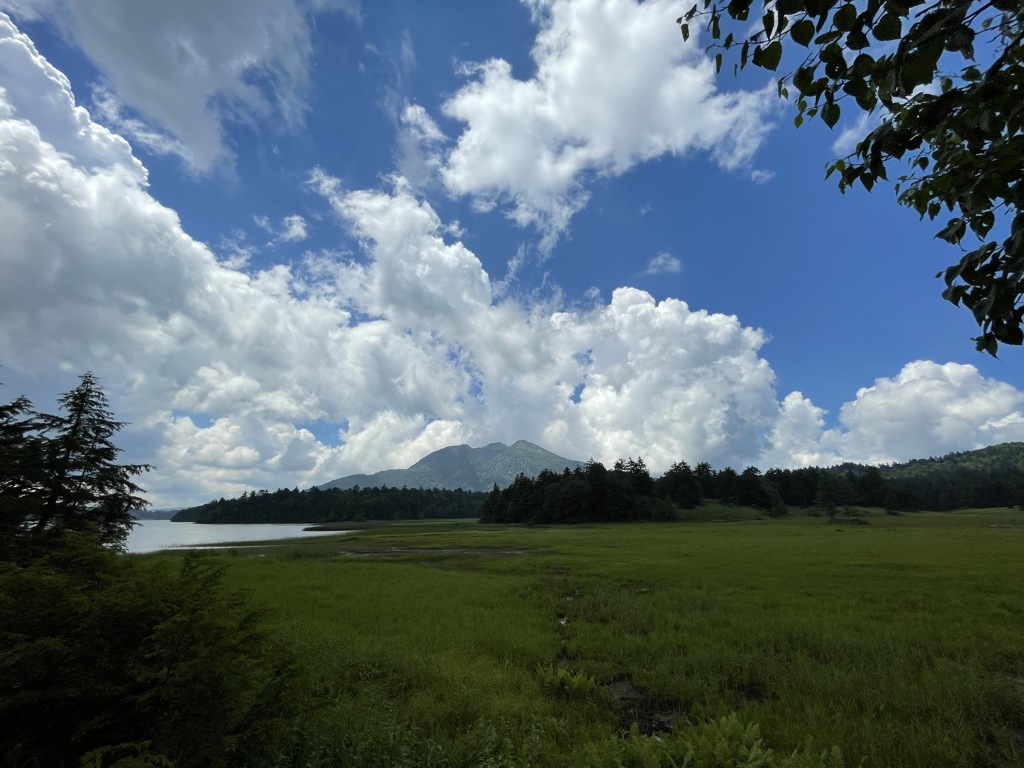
{"left": 1, "top": 0, "right": 1022, "bottom": 507}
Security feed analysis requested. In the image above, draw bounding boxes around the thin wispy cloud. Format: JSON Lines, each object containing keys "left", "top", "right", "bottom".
{"left": 644, "top": 252, "right": 682, "bottom": 275}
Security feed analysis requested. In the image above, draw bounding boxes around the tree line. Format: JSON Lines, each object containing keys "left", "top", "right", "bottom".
{"left": 172, "top": 484, "right": 488, "bottom": 524}
{"left": 171, "top": 446, "right": 1024, "bottom": 528}
{"left": 479, "top": 453, "right": 1024, "bottom": 525}
{"left": 478, "top": 458, "right": 789, "bottom": 524}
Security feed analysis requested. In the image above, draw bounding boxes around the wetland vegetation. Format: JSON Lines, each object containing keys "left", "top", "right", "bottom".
{"left": 163, "top": 509, "right": 1024, "bottom": 766}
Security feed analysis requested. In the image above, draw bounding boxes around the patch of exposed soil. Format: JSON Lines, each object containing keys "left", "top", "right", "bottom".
{"left": 731, "top": 679, "right": 775, "bottom": 707}
{"left": 604, "top": 677, "right": 681, "bottom": 735}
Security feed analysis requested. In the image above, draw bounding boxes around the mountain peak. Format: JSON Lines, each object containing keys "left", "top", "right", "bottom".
{"left": 318, "top": 441, "right": 584, "bottom": 492}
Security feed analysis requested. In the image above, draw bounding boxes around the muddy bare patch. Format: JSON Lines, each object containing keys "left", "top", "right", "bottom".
{"left": 731, "top": 678, "right": 775, "bottom": 707}
{"left": 604, "top": 677, "right": 681, "bottom": 735}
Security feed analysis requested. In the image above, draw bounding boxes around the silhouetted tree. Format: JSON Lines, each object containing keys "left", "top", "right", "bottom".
{"left": 815, "top": 474, "right": 858, "bottom": 520}
{"left": 30, "top": 373, "right": 151, "bottom": 546}
{"left": 657, "top": 460, "right": 702, "bottom": 508}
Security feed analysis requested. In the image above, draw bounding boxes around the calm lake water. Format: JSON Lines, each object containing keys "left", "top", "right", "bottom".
{"left": 126, "top": 519, "right": 345, "bottom": 554}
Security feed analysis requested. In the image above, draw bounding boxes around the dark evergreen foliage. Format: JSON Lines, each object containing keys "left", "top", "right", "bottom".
{"left": 657, "top": 460, "right": 702, "bottom": 508}
{"left": 479, "top": 442, "right": 1024, "bottom": 525}
{"left": 1, "top": 373, "right": 151, "bottom": 553}
{"left": 0, "top": 532, "right": 298, "bottom": 768}
{"left": 0, "top": 376, "right": 298, "bottom": 768}
{"left": 172, "top": 484, "right": 488, "bottom": 523}
{"left": 480, "top": 458, "right": 680, "bottom": 524}
{"left": 735, "top": 467, "right": 788, "bottom": 517}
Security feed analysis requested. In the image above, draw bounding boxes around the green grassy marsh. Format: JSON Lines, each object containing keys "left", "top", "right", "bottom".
{"left": 163, "top": 508, "right": 1024, "bottom": 767}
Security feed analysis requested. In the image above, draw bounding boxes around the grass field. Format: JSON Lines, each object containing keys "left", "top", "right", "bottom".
{"left": 153, "top": 507, "right": 1024, "bottom": 766}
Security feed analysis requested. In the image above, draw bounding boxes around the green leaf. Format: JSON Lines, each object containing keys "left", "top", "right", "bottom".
{"left": 761, "top": 39, "right": 783, "bottom": 70}
{"left": 936, "top": 217, "right": 967, "bottom": 244}
{"left": 945, "top": 24, "right": 975, "bottom": 56}
{"left": 942, "top": 284, "right": 966, "bottom": 306}
{"left": 822, "top": 102, "right": 841, "bottom": 128}
{"left": 972, "top": 211, "right": 996, "bottom": 238}
{"left": 814, "top": 30, "right": 843, "bottom": 45}
{"left": 999, "top": 324, "right": 1024, "bottom": 346}
{"left": 842, "top": 77, "right": 868, "bottom": 100}
{"left": 826, "top": 159, "right": 846, "bottom": 180}
{"left": 873, "top": 13, "right": 902, "bottom": 41}
{"left": 806, "top": 0, "right": 840, "bottom": 18}
{"left": 790, "top": 19, "right": 815, "bottom": 46}
{"left": 851, "top": 53, "right": 874, "bottom": 77}
{"left": 793, "top": 66, "right": 815, "bottom": 94}
{"left": 680, "top": 23, "right": 690, "bottom": 42}
{"left": 899, "top": 39, "right": 943, "bottom": 94}
{"left": 807, "top": 77, "right": 828, "bottom": 97}
{"left": 820, "top": 41, "right": 845, "bottom": 66}
{"left": 833, "top": 3, "right": 857, "bottom": 31}
{"left": 976, "top": 333, "right": 998, "bottom": 356}
{"left": 846, "top": 29, "right": 870, "bottom": 49}
{"left": 727, "top": 0, "right": 751, "bottom": 20}
{"left": 715, "top": 52, "right": 723, "bottom": 73}
{"left": 763, "top": 10, "right": 775, "bottom": 37}
{"left": 854, "top": 89, "right": 877, "bottom": 111}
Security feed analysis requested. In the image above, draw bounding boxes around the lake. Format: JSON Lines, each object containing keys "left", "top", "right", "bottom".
{"left": 126, "top": 519, "right": 346, "bottom": 554}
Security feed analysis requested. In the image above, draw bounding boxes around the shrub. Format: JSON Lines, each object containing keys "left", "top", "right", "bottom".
{"left": 0, "top": 532, "right": 298, "bottom": 768}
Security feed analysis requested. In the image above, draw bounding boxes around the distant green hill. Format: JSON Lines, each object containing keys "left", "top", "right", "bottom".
{"left": 319, "top": 440, "right": 586, "bottom": 492}
{"left": 881, "top": 441, "right": 1024, "bottom": 479}
{"left": 830, "top": 442, "right": 1024, "bottom": 510}
{"left": 831, "top": 442, "right": 1024, "bottom": 480}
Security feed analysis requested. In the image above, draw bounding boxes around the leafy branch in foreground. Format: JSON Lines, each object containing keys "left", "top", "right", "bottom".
{"left": 680, "top": 0, "right": 1024, "bottom": 354}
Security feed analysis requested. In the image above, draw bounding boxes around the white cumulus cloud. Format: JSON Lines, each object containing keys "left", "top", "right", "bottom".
{"left": 761, "top": 362, "right": 1024, "bottom": 469}
{"left": 1, "top": 0, "right": 360, "bottom": 171}
{"left": 437, "top": 0, "right": 778, "bottom": 248}
{"left": 3, "top": 13, "right": 1024, "bottom": 511}
{"left": 829, "top": 361, "right": 1024, "bottom": 464}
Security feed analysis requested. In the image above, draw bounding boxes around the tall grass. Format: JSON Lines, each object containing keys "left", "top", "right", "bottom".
{"left": 164, "top": 508, "right": 1024, "bottom": 766}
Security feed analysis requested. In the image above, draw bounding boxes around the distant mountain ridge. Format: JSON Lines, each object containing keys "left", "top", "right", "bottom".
{"left": 319, "top": 440, "right": 586, "bottom": 492}
{"left": 832, "top": 441, "right": 1024, "bottom": 479}
{"left": 881, "top": 441, "right": 1024, "bottom": 478}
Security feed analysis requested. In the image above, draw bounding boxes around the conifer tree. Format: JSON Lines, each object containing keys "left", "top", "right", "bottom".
{"left": 30, "top": 372, "right": 151, "bottom": 546}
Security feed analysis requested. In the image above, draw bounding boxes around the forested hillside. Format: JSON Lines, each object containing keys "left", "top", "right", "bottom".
{"left": 480, "top": 445, "right": 1024, "bottom": 524}
{"left": 172, "top": 444, "right": 1024, "bottom": 526}
{"left": 874, "top": 441, "right": 1024, "bottom": 510}
{"left": 172, "top": 485, "right": 488, "bottom": 523}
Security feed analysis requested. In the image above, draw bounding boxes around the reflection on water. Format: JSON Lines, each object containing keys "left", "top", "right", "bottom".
{"left": 126, "top": 520, "right": 344, "bottom": 554}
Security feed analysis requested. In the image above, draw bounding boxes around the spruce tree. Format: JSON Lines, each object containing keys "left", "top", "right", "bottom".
{"left": 31, "top": 372, "right": 151, "bottom": 547}
{"left": 0, "top": 394, "right": 44, "bottom": 544}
